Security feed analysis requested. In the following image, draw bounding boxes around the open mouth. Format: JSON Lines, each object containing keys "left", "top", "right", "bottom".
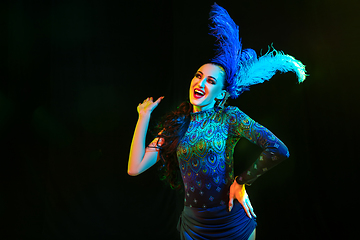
{"left": 194, "top": 89, "right": 205, "bottom": 99}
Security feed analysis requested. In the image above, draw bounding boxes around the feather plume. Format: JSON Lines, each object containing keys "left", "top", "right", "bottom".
{"left": 208, "top": 3, "right": 307, "bottom": 99}
{"left": 237, "top": 47, "right": 307, "bottom": 90}
{"left": 209, "top": 3, "right": 242, "bottom": 99}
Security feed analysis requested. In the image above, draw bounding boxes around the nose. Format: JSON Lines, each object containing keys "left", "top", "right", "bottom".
{"left": 198, "top": 77, "right": 206, "bottom": 88}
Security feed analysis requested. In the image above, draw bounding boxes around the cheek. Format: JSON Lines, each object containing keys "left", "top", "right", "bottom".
{"left": 191, "top": 78, "right": 198, "bottom": 86}
{"left": 189, "top": 80, "right": 195, "bottom": 92}
{"left": 189, "top": 79, "right": 196, "bottom": 94}
{"left": 208, "top": 85, "right": 222, "bottom": 97}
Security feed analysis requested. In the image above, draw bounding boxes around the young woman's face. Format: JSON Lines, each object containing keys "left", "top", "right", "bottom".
{"left": 189, "top": 63, "right": 227, "bottom": 112}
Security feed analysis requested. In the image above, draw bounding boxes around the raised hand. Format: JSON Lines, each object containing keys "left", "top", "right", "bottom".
{"left": 137, "top": 96, "right": 164, "bottom": 116}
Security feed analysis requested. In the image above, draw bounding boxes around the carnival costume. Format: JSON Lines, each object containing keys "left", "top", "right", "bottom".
{"left": 162, "top": 3, "right": 306, "bottom": 239}
{"left": 176, "top": 106, "right": 290, "bottom": 239}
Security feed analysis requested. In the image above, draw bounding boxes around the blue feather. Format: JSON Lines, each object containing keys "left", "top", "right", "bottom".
{"left": 209, "top": 3, "right": 242, "bottom": 99}
{"left": 237, "top": 47, "right": 307, "bottom": 90}
{"left": 209, "top": 3, "right": 307, "bottom": 99}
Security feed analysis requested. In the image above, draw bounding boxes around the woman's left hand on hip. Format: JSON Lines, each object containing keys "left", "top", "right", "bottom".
{"left": 228, "top": 180, "right": 257, "bottom": 218}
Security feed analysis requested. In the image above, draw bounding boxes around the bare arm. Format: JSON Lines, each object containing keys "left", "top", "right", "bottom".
{"left": 127, "top": 97, "right": 164, "bottom": 176}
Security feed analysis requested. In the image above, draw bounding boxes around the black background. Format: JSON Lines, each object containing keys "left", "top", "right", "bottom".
{"left": 2, "top": 0, "right": 359, "bottom": 239}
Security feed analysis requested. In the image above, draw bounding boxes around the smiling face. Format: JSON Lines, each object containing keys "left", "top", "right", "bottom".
{"left": 189, "top": 63, "right": 227, "bottom": 112}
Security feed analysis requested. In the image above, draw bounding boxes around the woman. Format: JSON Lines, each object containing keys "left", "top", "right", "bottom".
{"left": 128, "top": 4, "right": 306, "bottom": 240}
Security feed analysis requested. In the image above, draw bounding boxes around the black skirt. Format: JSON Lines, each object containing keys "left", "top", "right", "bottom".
{"left": 177, "top": 199, "right": 257, "bottom": 240}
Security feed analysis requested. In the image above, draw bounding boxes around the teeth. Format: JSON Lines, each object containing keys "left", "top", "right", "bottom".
{"left": 194, "top": 89, "right": 204, "bottom": 95}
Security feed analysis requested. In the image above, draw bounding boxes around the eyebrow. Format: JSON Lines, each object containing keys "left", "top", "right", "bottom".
{"left": 198, "top": 71, "right": 217, "bottom": 82}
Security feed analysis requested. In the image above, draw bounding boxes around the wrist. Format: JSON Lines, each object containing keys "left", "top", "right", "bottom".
{"left": 235, "top": 176, "right": 249, "bottom": 186}
{"left": 235, "top": 176, "right": 243, "bottom": 184}
{"left": 138, "top": 112, "right": 151, "bottom": 120}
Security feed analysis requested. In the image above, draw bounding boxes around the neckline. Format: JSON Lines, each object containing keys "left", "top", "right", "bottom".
{"left": 190, "top": 108, "right": 215, "bottom": 120}
{"left": 190, "top": 107, "right": 214, "bottom": 115}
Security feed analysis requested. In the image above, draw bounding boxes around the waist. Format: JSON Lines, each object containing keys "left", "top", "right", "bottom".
{"left": 184, "top": 188, "right": 229, "bottom": 208}
{"left": 182, "top": 199, "right": 240, "bottom": 219}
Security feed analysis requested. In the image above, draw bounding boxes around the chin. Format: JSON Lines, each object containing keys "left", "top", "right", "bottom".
{"left": 190, "top": 98, "right": 202, "bottom": 106}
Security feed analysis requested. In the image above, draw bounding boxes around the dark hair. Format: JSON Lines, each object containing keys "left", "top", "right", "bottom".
{"left": 153, "top": 101, "right": 192, "bottom": 189}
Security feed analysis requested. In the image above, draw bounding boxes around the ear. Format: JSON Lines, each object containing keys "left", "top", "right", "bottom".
{"left": 215, "top": 90, "right": 227, "bottom": 101}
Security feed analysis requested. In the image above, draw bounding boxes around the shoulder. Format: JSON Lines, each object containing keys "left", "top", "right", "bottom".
{"left": 221, "top": 106, "right": 256, "bottom": 131}
{"left": 221, "top": 106, "right": 254, "bottom": 136}
{"left": 223, "top": 106, "right": 249, "bottom": 120}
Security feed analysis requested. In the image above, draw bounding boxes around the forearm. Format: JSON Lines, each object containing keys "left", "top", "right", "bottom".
{"left": 237, "top": 116, "right": 290, "bottom": 185}
{"left": 237, "top": 143, "right": 289, "bottom": 185}
{"left": 229, "top": 107, "right": 290, "bottom": 185}
{"left": 127, "top": 114, "right": 151, "bottom": 175}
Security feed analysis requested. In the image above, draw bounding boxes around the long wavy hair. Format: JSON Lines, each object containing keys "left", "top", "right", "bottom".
{"left": 153, "top": 101, "right": 192, "bottom": 189}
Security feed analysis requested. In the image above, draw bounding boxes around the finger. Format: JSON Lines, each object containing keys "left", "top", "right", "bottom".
{"left": 238, "top": 196, "right": 251, "bottom": 218}
{"left": 151, "top": 97, "right": 164, "bottom": 110}
{"left": 228, "top": 197, "right": 234, "bottom": 212}
{"left": 239, "top": 200, "right": 252, "bottom": 218}
{"left": 249, "top": 207, "right": 256, "bottom": 218}
{"left": 154, "top": 96, "right": 164, "bottom": 104}
{"left": 245, "top": 196, "right": 253, "bottom": 209}
{"left": 246, "top": 199, "right": 256, "bottom": 218}
{"left": 228, "top": 184, "right": 234, "bottom": 212}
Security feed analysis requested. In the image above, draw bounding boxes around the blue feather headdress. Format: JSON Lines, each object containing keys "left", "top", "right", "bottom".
{"left": 209, "top": 3, "right": 307, "bottom": 99}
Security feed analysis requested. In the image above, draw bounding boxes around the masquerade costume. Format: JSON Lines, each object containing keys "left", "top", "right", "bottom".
{"left": 164, "top": 3, "right": 306, "bottom": 239}
{"left": 176, "top": 107, "right": 289, "bottom": 239}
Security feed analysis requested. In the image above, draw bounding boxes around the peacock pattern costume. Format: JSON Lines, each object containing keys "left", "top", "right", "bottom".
{"left": 177, "top": 106, "right": 289, "bottom": 209}
{"left": 165, "top": 2, "right": 306, "bottom": 239}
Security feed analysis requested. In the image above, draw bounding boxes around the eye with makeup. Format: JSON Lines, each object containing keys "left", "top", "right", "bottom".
{"left": 194, "top": 72, "right": 202, "bottom": 79}
{"left": 194, "top": 72, "right": 216, "bottom": 85}
{"left": 207, "top": 78, "right": 216, "bottom": 85}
